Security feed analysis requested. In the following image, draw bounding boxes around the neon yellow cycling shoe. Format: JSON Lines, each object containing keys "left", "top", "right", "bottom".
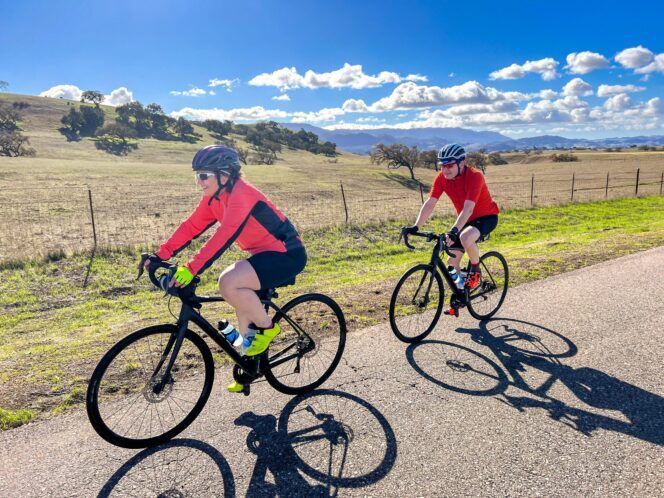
{"left": 227, "top": 381, "right": 245, "bottom": 393}
{"left": 244, "top": 323, "right": 281, "bottom": 356}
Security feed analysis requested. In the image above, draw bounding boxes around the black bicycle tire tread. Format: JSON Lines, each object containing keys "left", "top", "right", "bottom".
{"left": 466, "top": 251, "right": 509, "bottom": 320}
{"left": 389, "top": 264, "right": 444, "bottom": 343}
{"left": 86, "top": 324, "right": 214, "bottom": 449}
{"left": 264, "top": 293, "right": 346, "bottom": 395}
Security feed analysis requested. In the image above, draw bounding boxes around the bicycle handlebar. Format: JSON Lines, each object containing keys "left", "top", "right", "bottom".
{"left": 399, "top": 228, "right": 455, "bottom": 256}
{"left": 138, "top": 253, "right": 200, "bottom": 297}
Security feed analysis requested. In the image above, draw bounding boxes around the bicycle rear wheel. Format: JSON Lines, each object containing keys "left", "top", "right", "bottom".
{"left": 466, "top": 251, "right": 509, "bottom": 320}
{"left": 389, "top": 264, "right": 444, "bottom": 343}
{"left": 264, "top": 293, "right": 346, "bottom": 395}
{"left": 86, "top": 325, "right": 214, "bottom": 449}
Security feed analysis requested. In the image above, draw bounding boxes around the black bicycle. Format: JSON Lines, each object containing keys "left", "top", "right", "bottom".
{"left": 86, "top": 254, "right": 346, "bottom": 449}
{"left": 389, "top": 229, "right": 508, "bottom": 343}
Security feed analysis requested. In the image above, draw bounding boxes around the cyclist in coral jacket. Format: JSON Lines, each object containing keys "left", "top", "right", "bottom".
{"left": 147, "top": 145, "right": 306, "bottom": 393}
{"left": 405, "top": 143, "right": 499, "bottom": 296}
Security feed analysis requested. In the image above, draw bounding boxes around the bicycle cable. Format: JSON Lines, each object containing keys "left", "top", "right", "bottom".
{"left": 167, "top": 296, "right": 178, "bottom": 321}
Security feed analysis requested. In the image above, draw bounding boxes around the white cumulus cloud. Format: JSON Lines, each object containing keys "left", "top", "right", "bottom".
{"left": 171, "top": 106, "right": 290, "bottom": 122}
{"left": 208, "top": 78, "right": 239, "bottom": 91}
{"left": 170, "top": 87, "right": 215, "bottom": 97}
{"left": 563, "top": 78, "right": 593, "bottom": 97}
{"left": 39, "top": 84, "right": 134, "bottom": 106}
{"left": 104, "top": 87, "right": 134, "bottom": 106}
{"left": 615, "top": 46, "right": 654, "bottom": 69}
{"left": 39, "top": 84, "right": 83, "bottom": 100}
{"left": 365, "top": 81, "right": 513, "bottom": 112}
{"left": 249, "top": 63, "right": 428, "bottom": 91}
{"left": 565, "top": 51, "right": 610, "bottom": 74}
{"left": 597, "top": 84, "right": 646, "bottom": 98}
{"left": 635, "top": 53, "right": 664, "bottom": 74}
{"left": 272, "top": 94, "right": 291, "bottom": 101}
{"left": 603, "top": 93, "right": 633, "bottom": 111}
{"left": 489, "top": 58, "right": 559, "bottom": 81}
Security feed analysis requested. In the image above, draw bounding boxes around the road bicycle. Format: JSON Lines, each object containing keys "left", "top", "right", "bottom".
{"left": 389, "top": 229, "right": 508, "bottom": 343}
{"left": 86, "top": 254, "right": 346, "bottom": 449}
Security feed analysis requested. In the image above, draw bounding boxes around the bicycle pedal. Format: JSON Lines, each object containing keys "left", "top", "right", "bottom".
{"left": 444, "top": 307, "right": 459, "bottom": 317}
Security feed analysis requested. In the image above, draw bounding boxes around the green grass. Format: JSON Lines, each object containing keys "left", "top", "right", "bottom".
{"left": 0, "top": 407, "right": 35, "bottom": 430}
{"left": 0, "top": 194, "right": 663, "bottom": 429}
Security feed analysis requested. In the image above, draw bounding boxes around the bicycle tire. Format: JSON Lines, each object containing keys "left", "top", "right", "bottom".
{"left": 86, "top": 324, "right": 214, "bottom": 449}
{"left": 264, "top": 293, "right": 346, "bottom": 395}
{"left": 466, "top": 251, "right": 509, "bottom": 320}
{"left": 389, "top": 264, "right": 444, "bottom": 343}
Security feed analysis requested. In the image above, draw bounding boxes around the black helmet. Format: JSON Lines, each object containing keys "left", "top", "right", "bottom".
{"left": 192, "top": 145, "right": 241, "bottom": 177}
{"left": 437, "top": 143, "right": 466, "bottom": 163}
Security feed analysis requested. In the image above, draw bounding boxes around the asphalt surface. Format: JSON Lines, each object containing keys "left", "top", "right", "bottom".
{"left": 1, "top": 247, "right": 663, "bottom": 497}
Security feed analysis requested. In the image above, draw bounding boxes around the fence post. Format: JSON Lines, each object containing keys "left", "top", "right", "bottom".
{"left": 660, "top": 171, "right": 663, "bottom": 196}
{"left": 605, "top": 172, "right": 609, "bottom": 199}
{"left": 571, "top": 173, "right": 575, "bottom": 201}
{"left": 339, "top": 181, "right": 349, "bottom": 224}
{"left": 88, "top": 189, "right": 97, "bottom": 246}
{"left": 419, "top": 181, "right": 424, "bottom": 203}
{"left": 635, "top": 168, "right": 640, "bottom": 196}
{"left": 84, "top": 188, "right": 98, "bottom": 288}
{"left": 530, "top": 174, "right": 534, "bottom": 206}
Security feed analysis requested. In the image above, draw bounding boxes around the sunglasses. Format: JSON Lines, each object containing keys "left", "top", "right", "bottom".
{"left": 439, "top": 160, "right": 459, "bottom": 169}
{"left": 195, "top": 172, "right": 216, "bottom": 181}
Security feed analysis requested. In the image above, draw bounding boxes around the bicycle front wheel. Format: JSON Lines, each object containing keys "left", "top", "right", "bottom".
{"left": 264, "top": 293, "right": 346, "bottom": 395}
{"left": 466, "top": 251, "right": 509, "bottom": 320}
{"left": 389, "top": 264, "right": 444, "bottom": 343}
{"left": 86, "top": 325, "right": 214, "bottom": 449}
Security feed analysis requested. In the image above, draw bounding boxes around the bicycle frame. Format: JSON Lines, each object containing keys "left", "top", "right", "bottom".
{"left": 152, "top": 292, "right": 315, "bottom": 390}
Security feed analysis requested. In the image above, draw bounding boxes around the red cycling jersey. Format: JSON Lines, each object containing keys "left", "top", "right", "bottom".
{"left": 156, "top": 178, "right": 303, "bottom": 276}
{"left": 430, "top": 167, "right": 499, "bottom": 221}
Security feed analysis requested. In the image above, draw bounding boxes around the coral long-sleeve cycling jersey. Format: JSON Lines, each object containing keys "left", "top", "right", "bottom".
{"left": 156, "top": 178, "right": 303, "bottom": 275}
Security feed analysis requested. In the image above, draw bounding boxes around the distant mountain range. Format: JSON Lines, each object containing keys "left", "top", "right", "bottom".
{"left": 278, "top": 123, "right": 664, "bottom": 154}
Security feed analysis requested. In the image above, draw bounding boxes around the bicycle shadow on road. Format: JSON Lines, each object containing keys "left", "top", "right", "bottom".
{"left": 97, "top": 438, "right": 236, "bottom": 497}
{"left": 235, "top": 389, "right": 398, "bottom": 497}
{"left": 406, "top": 317, "right": 664, "bottom": 446}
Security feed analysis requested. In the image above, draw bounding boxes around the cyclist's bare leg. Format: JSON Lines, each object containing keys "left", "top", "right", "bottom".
{"left": 218, "top": 260, "right": 272, "bottom": 335}
{"left": 447, "top": 249, "right": 464, "bottom": 271}
{"left": 460, "top": 226, "right": 481, "bottom": 264}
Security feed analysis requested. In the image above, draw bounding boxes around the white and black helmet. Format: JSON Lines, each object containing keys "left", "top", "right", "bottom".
{"left": 437, "top": 143, "right": 466, "bottom": 163}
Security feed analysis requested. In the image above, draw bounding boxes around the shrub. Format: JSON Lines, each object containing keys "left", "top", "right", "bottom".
{"left": 551, "top": 153, "right": 579, "bottom": 162}
{"left": 466, "top": 152, "right": 487, "bottom": 172}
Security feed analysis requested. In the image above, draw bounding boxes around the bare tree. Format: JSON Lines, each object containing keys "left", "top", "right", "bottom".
{"left": 370, "top": 143, "right": 420, "bottom": 179}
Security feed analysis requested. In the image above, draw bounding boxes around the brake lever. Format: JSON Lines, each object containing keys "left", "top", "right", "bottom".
{"left": 137, "top": 252, "right": 149, "bottom": 280}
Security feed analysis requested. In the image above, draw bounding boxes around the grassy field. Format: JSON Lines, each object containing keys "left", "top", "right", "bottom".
{"left": 1, "top": 195, "right": 663, "bottom": 429}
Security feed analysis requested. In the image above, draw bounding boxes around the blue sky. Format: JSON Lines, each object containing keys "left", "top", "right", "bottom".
{"left": 1, "top": 0, "right": 663, "bottom": 138}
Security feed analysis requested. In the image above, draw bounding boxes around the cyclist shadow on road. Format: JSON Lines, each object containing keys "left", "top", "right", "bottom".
{"left": 236, "top": 389, "right": 398, "bottom": 497}
{"left": 406, "top": 317, "right": 664, "bottom": 446}
{"left": 97, "top": 438, "right": 236, "bottom": 497}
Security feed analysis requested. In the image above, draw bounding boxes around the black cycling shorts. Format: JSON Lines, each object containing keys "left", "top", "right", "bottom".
{"left": 247, "top": 247, "right": 307, "bottom": 290}
{"left": 449, "top": 214, "right": 498, "bottom": 250}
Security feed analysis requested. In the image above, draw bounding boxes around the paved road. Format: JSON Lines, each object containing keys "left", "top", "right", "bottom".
{"left": 2, "top": 247, "right": 663, "bottom": 497}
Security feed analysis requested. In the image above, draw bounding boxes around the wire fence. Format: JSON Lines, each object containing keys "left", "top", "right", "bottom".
{"left": 2, "top": 168, "right": 663, "bottom": 264}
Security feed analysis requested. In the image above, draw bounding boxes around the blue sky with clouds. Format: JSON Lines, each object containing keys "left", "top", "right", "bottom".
{"left": 2, "top": 0, "right": 663, "bottom": 138}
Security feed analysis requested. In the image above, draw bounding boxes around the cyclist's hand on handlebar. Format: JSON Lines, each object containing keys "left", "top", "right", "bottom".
{"left": 445, "top": 226, "right": 460, "bottom": 246}
{"left": 402, "top": 225, "right": 419, "bottom": 235}
{"left": 170, "top": 266, "right": 194, "bottom": 288}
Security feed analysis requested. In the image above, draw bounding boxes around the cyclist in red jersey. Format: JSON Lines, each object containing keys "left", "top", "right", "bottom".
{"left": 405, "top": 143, "right": 499, "bottom": 295}
{"left": 143, "top": 145, "right": 306, "bottom": 393}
